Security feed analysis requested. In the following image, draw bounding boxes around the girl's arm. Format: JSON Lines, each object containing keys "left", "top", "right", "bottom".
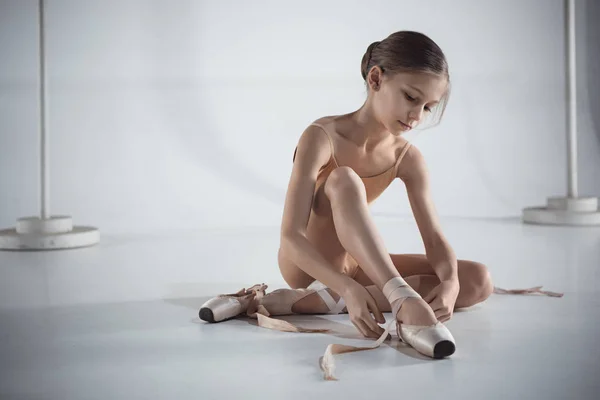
{"left": 397, "top": 145, "right": 458, "bottom": 282}
{"left": 279, "top": 125, "right": 354, "bottom": 294}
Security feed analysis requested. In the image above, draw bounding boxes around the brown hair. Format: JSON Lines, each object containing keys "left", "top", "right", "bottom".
{"left": 361, "top": 31, "right": 450, "bottom": 126}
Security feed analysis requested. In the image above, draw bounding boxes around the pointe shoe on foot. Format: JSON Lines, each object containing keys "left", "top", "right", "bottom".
{"left": 383, "top": 277, "right": 456, "bottom": 359}
{"left": 199, "top": 283, "right": 267, "bottom": 323}
{"left": 307, "top": 280, "right": 347, "bottom": 314}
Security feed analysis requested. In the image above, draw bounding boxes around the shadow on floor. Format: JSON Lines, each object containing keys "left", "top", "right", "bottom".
{"left": 164, "top": 295, "right": 436, "bottom": 361}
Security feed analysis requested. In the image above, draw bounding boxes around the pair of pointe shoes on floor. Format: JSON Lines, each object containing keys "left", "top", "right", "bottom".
{"left": 200, "top": 276, "right": 456, "bottom": 360}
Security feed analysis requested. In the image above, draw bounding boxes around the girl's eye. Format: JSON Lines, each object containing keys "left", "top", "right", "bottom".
{"left": 405, "top": 92, "right": 432, "bottom": 112}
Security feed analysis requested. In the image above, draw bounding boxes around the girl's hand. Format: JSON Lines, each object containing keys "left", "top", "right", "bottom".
{"left": 342, "top": 280, "right": 386, "bottom": 339}
{"left": 423, "top": 279, "right": 460, "bottom": 323}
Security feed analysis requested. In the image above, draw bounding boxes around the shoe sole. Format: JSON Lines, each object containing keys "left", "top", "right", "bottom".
{"left": 433, "top": 340, "right": 456, "bottom": 359}
{"left": 199, "top": 307, "right": 216, "bottom": 323}
{"left": 199, "top": 307, "right": 240, "bottom": 323}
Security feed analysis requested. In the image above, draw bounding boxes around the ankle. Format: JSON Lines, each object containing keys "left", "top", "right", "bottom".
{"left": 291, "top": 288, "right": 343, "bottom": 314}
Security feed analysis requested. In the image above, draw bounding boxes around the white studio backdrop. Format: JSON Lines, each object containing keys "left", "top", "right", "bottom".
{"left": 1, "top": 0, "right": 599, "bottom": 235}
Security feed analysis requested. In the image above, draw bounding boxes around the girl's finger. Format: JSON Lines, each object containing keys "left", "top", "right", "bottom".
{"left": 438, "top": 313, "right": 451, "bottom": 322}
{"left": 428, "top": 297, "right": 442, "bottom": 311}
{"left": 423, "top": 290, "right": 437, "bottom": 304}
{"left": 368, "top": 298, "right": 386, "bottom": 324}
{"left": 355, "top": 319, "right": 374, "bottom": 339}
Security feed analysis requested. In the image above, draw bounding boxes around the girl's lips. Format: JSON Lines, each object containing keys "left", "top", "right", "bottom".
{"left": 398, "top": 120, "right": 412, "bottom": 130}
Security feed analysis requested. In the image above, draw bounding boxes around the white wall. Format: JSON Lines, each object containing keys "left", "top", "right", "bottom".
{"left": 1, "top": 0, "right": 599, "bottom": 234}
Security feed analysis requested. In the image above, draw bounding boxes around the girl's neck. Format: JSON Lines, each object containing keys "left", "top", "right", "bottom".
{"left": 346, "top": 101, "right": 391, "bottom": 149}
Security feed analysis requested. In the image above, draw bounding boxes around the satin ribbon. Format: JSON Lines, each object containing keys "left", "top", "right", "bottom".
{"left": 235, "top": 284, "right": 563, "bottom": 381}
{"left": 493, "top": 286, "right": 563, "bottom": 297}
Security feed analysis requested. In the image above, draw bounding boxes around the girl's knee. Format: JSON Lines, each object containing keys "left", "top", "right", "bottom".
{"left": 324, "top": 167, "right": 364, "bottom": 199}
{"left": 460, "top": 262, "right": 493, "bottom": 307}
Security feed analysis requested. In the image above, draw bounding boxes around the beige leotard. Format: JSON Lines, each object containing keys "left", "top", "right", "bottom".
{"left": 287, "top": 119, "right": 412, "bottom": 282}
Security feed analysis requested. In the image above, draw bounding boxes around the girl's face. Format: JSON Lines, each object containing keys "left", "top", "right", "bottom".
{"left": 370, "top": 70, "right": 448, "bottom": 135}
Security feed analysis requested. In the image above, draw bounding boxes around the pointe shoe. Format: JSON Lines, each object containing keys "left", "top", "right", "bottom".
{"left": 382, "top": 277, "right": 456, "bottom": 359}
{"left": 307, "top": 280, "right": 347, "bottom": 314}
{"left": 199, "top": 283, "right": 267, "bottom": 323}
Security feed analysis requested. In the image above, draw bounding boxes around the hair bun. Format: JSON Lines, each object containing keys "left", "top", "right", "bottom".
{"left": 361, "top": 41, "right": 381, "bottom": 80}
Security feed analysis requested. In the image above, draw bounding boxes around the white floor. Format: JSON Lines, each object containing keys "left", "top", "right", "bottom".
{"left": 1, "top": 218, "right": 599, "bottom": 400}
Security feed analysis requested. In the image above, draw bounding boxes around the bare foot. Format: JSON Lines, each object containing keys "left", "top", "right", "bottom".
{"left": 395, "top": 297, "right": 438, "bottom": 326}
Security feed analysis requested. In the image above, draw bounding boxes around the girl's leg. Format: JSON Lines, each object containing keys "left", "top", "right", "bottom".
{"left": 353, "top": 254, "right": 494, "bottom": 309}
{"left": 266, "top": 167, "right": 493, "bottom": 318}
{"left": 317, "top": 167, "right": 436, "bottom": 326}
{"left": 290, "top": 283, "right": 394, "bottom": 313}
{"left": 289, "top": 259, "right": 493, "bottom": 316}
{"left": 265, "top": 166, "right": 431, "bottom": 319}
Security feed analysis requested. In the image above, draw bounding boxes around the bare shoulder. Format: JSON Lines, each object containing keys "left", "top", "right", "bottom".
{"left": 396, "top": 143, "right": 429, "bottom": 184}
{"left": 312, "top": 115, "right": 336, "bottom": 125}
{"left": 280, "top": 120, "right": 334, "bottom": 237}
{"left": 293, "top": 120, "right": 334, "bottom": 172}
{"left": 309, "top": 115, "right": 344, "bottom": 138}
